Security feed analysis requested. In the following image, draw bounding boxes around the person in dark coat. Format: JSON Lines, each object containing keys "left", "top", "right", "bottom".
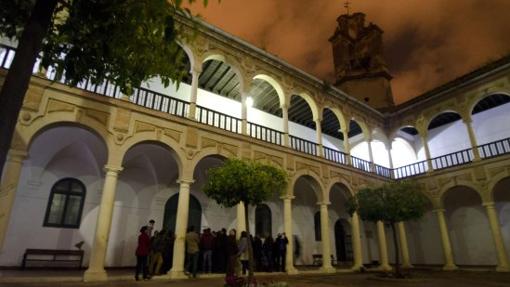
{"left": 135, "top": 226, "right": 151, "bottom": 281}
{"left": 225, "top": 229, "right": 238, "bottom": 277}
{"left": 273, "top": 234, "right": 282, "bottom": 271}
{"left": 279, "top": 233, "right": 289, "bottom": 272}
{"left": 252, "top": 235, "right": 263, "bottom": 271}
{"left": 263, "top": 236, "right": 274, "bottom": 272}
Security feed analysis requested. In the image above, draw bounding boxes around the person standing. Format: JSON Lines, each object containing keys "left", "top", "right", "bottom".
{"left": 185, "top": 226, "right": 200, "bottom": 278}
{"left": 135, "top": 226, "right": 151, "bottom": 281}
{"left": 225, "top": 229, "right": 238, "bottom": 281}
{"left": 263, "top": 236, "right": 274, "bottom": 272}
{"left": 238, "top": 231, "right": 249, "bottom": 275}
{"left": 200, "top": 228, "right": 214, "bottom": 273}
{"left": 279, "top": 233, "right": 289, "bottom": 272}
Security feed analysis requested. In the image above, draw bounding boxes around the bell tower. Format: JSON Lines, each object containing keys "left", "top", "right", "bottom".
{"left": 329, "top": 12, "right": 395, "bottom": 110}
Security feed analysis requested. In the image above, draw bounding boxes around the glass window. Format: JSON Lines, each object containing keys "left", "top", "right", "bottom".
{"left": 44, "top": 178, "right": 86, "bottom": 228}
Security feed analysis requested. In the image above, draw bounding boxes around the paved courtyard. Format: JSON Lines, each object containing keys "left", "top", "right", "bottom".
{"left": 0, "top": 270, "right": 509, "bottom": 287}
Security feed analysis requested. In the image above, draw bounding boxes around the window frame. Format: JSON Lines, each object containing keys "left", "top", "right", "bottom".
{"left": 43, "top": 178, "right": 86, "bottom": 229}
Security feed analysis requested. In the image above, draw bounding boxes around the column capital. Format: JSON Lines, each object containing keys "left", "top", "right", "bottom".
{"left": 483, "top": 201, "right": 496, "bottom": 208}
{"left": 103, "top": 165, "right": 123, "bottom": 174}
{"left": 190, "top": 65, "right": 202, "bottom": 75}
{"left": 280, "top": 103, "right": 289, "bottom": 110}
{"left": 317, "top": 201, "right": 331, "bottom": 206}
{"left": 177, "top": 178, "right": 195, "bottom": 185}
{"left": 461, "top": 113, "right": 473, "bottom": 124}
{"left": 280, "top": 195, "right": 295, "bottom": 200}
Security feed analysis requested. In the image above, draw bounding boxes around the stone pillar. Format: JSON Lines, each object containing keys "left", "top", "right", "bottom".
{"left": 463, "top": 118, "right": 481, "bottom": 161}
{"left": 376, "top": 221, "right": 391, "bottom": 271}
{"left": 342, "top": 129, "right": 351, "bottom": 165}
{"left": 0, "top": 150, "right": 27, "bottom": 251}
{"left": 241, "top": 92, "right": 248, "bottom": 135}
{"left": 236, "top": 202, "right": 246, "bottom": 239}
{"left": 282, "top": 104, "right": 290, "bottom": 147}
{"left": 83, "top": 165, "right": 123, "bottom": 281}
{"left": 433, "top": 209, "right": 457, "bottom": 270}
{"left": 367, "top": 137, "right": 375, "bottom": 172}
{"left": 315, "top": 119, "right": 324, "bottom": 157}
{"left": 398, "top": 222, "right": 412, "bottom": 268}
{"left": 420, "top": 133, "right": 434, "bottom": 171}
{"left": 187, "top": 68, "right": 201, "bottom": 120}
{"left": 169, "top": 179, "right": 194, "bottom": 279}
{"left": 483, "top": 202, "right": 510, "bottom": 272}
{"left": 351, "top": 212, "right": 363, "bottom": 270}
{"left": 282, "top": 195, "right": 298, "bottom": 274}
{"left": 386, "top": 142, "right": 394, "bottom": 169}
{"left": 319, "top": 202, "right": 335, "bottom": 272}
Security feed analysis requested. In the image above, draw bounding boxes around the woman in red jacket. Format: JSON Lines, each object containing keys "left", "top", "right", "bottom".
{"left": 135, "top": 226, "right": 151, "bottom": 280}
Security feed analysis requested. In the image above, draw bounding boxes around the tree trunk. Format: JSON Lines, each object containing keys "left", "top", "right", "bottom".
{"left": 390, "top": 222, "right": 401, "bottom": 278}
{"left": 0, "top": 0, "right": 58, "bottom": 178}
{"left": 244, "top": 202, "right": 255, "bottom": 285}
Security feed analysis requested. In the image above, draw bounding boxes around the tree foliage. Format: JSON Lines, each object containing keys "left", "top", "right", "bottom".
{"left": 203, "top": 158, "right": 288, "bottom": 207}
{"left": 346, "top": 180, "right": 428, "bottom": 224}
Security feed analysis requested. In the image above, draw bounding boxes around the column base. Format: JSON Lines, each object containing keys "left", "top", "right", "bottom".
{"left": 378, "top": 264, "right": 392, "bottom": 272}
{"left": 286, "top": 266, "right": 299, "bottom": 275}
{"left": 320, "top": 266, "right": 336, "bottom": 273}
{"left": 168, "top": 270, "right": 188, "bottom": 279}
{"left": 496, "top": 265, "right": 510, "bottom": 272}
{"left": 83, "top": 269, "right": 108, "bottom": 282}
{"left": 402, "top": 263, "right": 413, "bottom": 269}
{"left": 442, "top": 264, "right": 458, "bottom": 271}
{"left": 351, "top": 264, "right": 364, "bottom": 272}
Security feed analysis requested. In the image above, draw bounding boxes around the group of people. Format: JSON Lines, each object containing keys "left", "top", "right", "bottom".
{"left": 134, "top": 220, "right": 175, "bottom": 281}
{"left": 135, "top": 219, "right": 289, "bottom": 281}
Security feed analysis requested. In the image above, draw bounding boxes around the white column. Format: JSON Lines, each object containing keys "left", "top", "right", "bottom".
{"left": 420, "top": 133, "right": 434, "bottom": 171}
{"left": 342, "top": 129, "right": 351, "bottom": 165}
{"left": 282, "top": 104, "right": 290, "bottom": 147}
{"left": 319, "top": 202, "right": 335, "bottom": 272}
{"left": 376, "top": 221, "right": 391, "bottom": 271}
{"left": 315, "top": 119, "right": 324, "bottom": 157}
{"left": 433, "top": 209, "right": 457, "bottom": 270}
{"left": 367, "top": 137, "right": 375, "bottom": 172}
{"left": 236, "top": 202, "right": 246, "bottom": 239}
{"left": 169, "top": 179, "right": 194, "bottom": 279}
{"left": 463, "top": 118, "right": 481, "bottom": 161}
{"left": 282, "top": 195, "right": 298, "bottom": 274}
{"left": 187, "top": 68, "right": 201, "bottom": 120}
{"left": 0, "top": 149, "right": 27, "bottom": 251}
{"left": 84, "top": 165, "right": 123, "bottom": 281}
{"left": 241, "top": 92, "right": 248, "bottom": 135}
{"left": 351, "top": 212, "right": 363, "bottom": 270}
{"left": 386, "top": 142, "right": 395, "bottom": 179}
{"left": 398, "top": 222, "right": 412, "bottom": 268}
{"left": 484, "top": 202, "right": 510, "bottom": 272}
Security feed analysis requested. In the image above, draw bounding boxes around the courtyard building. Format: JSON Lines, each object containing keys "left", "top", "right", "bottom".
{"left": 0, "top": 11, "right": 509, "bottom": 282}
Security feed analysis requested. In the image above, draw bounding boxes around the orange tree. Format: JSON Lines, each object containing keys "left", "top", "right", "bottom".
{"left": 203, "top": 158, "right": 288, "bottom": 284}
{"left": 346, "top": 180, "right": 428, "bottom": 277}
{"left": 0, "top": 0, "right": 212, "bottom": 177}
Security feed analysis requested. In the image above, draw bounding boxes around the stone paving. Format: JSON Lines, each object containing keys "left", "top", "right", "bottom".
{"left": 1, "top": 270, "right": 510, "bottom": 287}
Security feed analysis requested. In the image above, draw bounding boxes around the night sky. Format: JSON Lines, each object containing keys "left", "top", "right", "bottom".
{"left": 187, "top": 0, "right": 510, "bottom": 104}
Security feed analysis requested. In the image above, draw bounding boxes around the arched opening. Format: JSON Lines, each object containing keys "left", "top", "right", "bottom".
{"left": 1, "top": 125, "right": 108, "bottom": 268}
{"left": 329, "top": 182, "right": 353, "bottom": 266}
{"left": 492, "top": 177, "right": 510, "bottom": 259}
{"left": 110, "top": 141, "right": 180, "bottom": 266}
{"left": 427, "top": 112, "right": 470, "bottom": 159}
{"left": 292, "top": 175, "right": 322, "bottom": 266}
{"left": 163, "top": 193, "right": 202, "bottom": 234}
{"left": 247, "top": 77, "right": 283, "bottom": 144}
{"left": 471, "top": 93, "right": 510, "bottom": 157}
{"left": 321, "top": 108, "right": 343, "bottom": 149}
{"left": 255, "top": 204, "right": 272, "bottom": 238}
{"left": 443, "top": 186, "right": 496, "bottom": 266}
{"left": 289, "top": 95, "right": 317, "bottom": 155}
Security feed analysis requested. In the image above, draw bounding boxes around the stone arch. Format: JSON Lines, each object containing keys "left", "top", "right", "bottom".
{"left": 176, "top": 41, "right": 197, "bottom": 73}
{"left": 371, "top": 127, "right": 389, "bottom": 143}
{"left": 322, "top": 106, "right": 347, "bottom": 132}
{"left": 252, "top": 74, "right": 285, "bottom": 108}
{"left": 326, "top": 177, "right": 354, "bottom": 199}
{"left": 439, "top": 182, "right": 484, "bottom": 208}
{"left": 289, "top": 169, "right": 325, "bottom": 202}
{"left": 468, "top": 90, "right": 510, "bottom": 115}
{"left": 289, "top": 91, "right": 320, "bottom": 122}
{"left": 488, "top": 171, "right": 510, "bottom": 202}
{"left": 117, "top": 131, "right": 185, "bottom": 173}
{"left": 188, "top": 147, "right": 237, "bottom": 178}
{"left": 201, "top": 51, "right": 247, "bottom": 93}
{"left": 426, "top": 109, "right": 463, "bottom": 130}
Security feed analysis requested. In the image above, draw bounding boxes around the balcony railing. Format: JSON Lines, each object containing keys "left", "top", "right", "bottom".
{"left": 431, "top": 148, "right": 473, "bottom": 170}
{"left": 479, "top": 138, "right": 510, "bottom": 159}
{"left": 195, "top": 106, "right": 241, "bottom": 134}
{"left": 290, "top": 136, "right": 318, "bottom": 156}
{"left": 3, "top": 44, "right": 510, "bottom": 180}
{"left": 351, "top": 156, "right": 372, "bottom": 173}
{"left": 247, "top": 122, "right": 283, "bottom": 146}
{"left": 323, "top": 146, "right": 348, "bottom": 166}
{"left": 393, "top": 160, "right": 428, "bottom": 179}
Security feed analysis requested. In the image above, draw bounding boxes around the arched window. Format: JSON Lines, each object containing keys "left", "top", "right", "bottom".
{"left": 314, "top": 211, "right": 321, "bottom": 241}
{"left": 255, "top": 204, "right": 272, "bottom": 237}
{"left": 44, "top": 178, "right": 86, "bottom": 228}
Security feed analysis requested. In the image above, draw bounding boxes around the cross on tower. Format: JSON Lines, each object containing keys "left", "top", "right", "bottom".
{"left": 344, "top": 0, "right": 351, "bottom": 15}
